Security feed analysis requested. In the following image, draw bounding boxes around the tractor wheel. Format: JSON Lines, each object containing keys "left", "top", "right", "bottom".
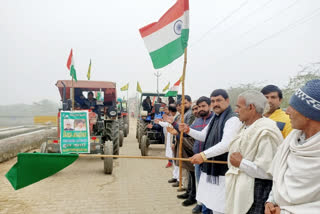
{"left": 140, "top": 135, "right": 149, "bottom": 156}
{"left": 125, "top": 117, "right": 130, "bottom": 135}
{"left": 124, "top": 124, "right": 128, "bottom": 137}
{"left": 40, "top": 142, "right": 48, "bottom": 153}
{"left": 139, "top": 121, "right": 147, "bottom": 144}
{"left": 103, "top": 141, "right": 113, "bottom": 174}
{"left": 119, "top": 130, "right": 124, "bottom": 147}
{"left": 136, "top": 121, "right": 140, "bottom": 139}
{"left": 106, "top": 121, "right": 120, "bottom": 156}
{"left": 119, "top": 118, "right": 124, "bottom": 131}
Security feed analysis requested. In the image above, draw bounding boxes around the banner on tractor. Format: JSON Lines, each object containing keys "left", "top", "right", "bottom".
{"left": 60, "top": 111, "right": 90, "bottom": 154}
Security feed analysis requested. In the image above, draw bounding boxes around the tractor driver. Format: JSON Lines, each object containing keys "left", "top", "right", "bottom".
{"left": 84, "top": 91, "right": 98, "bottom": 113}
{"left": 74, "top": 89, "right": 86, "bottom": 109}
{"left": 142, "top": 96, "right": 152, "bottom": 114}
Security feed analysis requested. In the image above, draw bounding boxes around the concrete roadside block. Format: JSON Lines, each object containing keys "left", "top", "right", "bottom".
{"left": 0, "top": 126, "right": 48, "bottom": 140}
{"left": 0, "top": 128, "right": 57, "bottom": 163}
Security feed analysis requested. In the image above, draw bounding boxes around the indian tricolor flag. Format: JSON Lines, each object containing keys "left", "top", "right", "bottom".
{"left": 165, "top": 78, "right": 181, "bottom": 97}
{"left": 139, "top": 0, "right": 189, "bottom": 69}
{"left": 66, "top": 49, "right": 77, "bottom": 81}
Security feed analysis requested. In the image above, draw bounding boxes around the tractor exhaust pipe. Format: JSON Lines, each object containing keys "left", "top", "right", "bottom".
{"left": 61, "top": 81, "right": 67, "bottom": 111}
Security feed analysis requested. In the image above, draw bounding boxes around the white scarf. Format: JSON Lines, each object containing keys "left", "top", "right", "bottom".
{"left": 270, "top": 130, "right": 320, "bottom": 214}
{"left": 225, "top": 118, "right": 283, "bottom": 214}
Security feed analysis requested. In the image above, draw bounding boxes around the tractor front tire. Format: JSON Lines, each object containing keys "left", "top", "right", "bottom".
{"left": 124, "top": 124, "right": 128, "bottom": 137}
{"left": 136, "top": 121, "right": 140, "bottom": 139}
{"left": 140, "top": 135, "right": 149, "bottom": 156}
{"left": 119, "top": 130, "right": 124, "bottom": 147}
{"left": 103, "top": 141, "right": 113, "bottom": 174}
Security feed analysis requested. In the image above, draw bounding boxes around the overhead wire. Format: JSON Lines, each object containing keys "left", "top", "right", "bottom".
{"left": 232, "top": 0, "right": 301, "bottom": 42}
{"left": 190, "top": 0, "right": 250, "bottom": 47}
{"left": 215, "top": 6, "right": 320, "bottom": 64}
{"left": 203, "top": 0, "right": 275, "bottom": 40}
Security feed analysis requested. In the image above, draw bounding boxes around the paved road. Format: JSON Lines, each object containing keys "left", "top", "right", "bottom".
{"left": 0, "top": 118, "right": 191, "bottom": 214}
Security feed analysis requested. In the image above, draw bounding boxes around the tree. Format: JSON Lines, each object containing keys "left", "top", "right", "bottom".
{"left": 281, "top": 63, "right": 320, "bottom": 108}
{"left": 227, "top": 83, "right": 263, "bottom": 109}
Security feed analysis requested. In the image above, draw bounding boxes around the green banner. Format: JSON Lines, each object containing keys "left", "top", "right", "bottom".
{"left": 60, "top": 111, "right": 90, "bottom": 154}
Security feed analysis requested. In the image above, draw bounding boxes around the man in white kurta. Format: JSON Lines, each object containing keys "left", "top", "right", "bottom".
{"left": 225, "top": 90, "right": 283, "bottom": 214}
{"left": 180, "top": 89, "right": 242, "bottom": 214}
{"left": 265, "top": 79, "right": 320, "bottom": 214}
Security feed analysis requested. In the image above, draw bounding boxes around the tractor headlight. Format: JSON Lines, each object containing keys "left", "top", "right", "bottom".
{"left": 109, "top": 111, "right": 117, "bottom": 116}
{"left": 107, "top": 106, "right": 117, "bottom": 117}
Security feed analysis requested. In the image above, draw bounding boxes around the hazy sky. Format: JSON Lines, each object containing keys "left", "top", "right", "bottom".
{"left": 1, "top": 0, "right": 320, "bottom": 104}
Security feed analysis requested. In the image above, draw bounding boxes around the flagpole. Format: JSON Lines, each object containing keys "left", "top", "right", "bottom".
{"left": 72, "top": 76, "right": 74, "bottom": 111}
{"left": 178, "top": 48, "right": 187, "bottom": 190}
{"left": 127, "top": 84, "right": 129, "bottom": 100}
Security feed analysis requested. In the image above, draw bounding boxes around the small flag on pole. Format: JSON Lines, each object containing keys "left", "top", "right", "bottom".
{"left": 66, "top": 49, "right": 77, "bottom": 81}
{"left": 120, "top": 83, "right": 129, "bottom": 91}
{"left": 87, "top": 59, "right": 91, "bottom": 80}
{"left": 165, "top": 78, "right": 181, "bottom": 97}
{"left": 139, "top": 0, "right": 189, "bottom": 69}
{"left": 137, "top": 82, "right": 142, "bottom": 93}
{"left": 162, "top": 82, "right": 170, "bottom": 92}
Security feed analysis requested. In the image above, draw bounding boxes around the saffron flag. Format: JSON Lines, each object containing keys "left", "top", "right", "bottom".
{"left": 87, "top": 59, "right": 91, "bottom": 80}
{"left": 121, "top": 83, "right": 129, "bottom": 91}
{"left": 6, "top": 153, "right": 79, "bottom": 190}
{"left": 165, "top": 78, "right": 181, "bottom": 97}
{"left": 139, "top": 0, "right": 189, "bottom": 69}
{"left": 162, "top": 82, "right": 170, "bottom": 92}
{"left": 137, "top": 82, "right": 142, "bottom": 93}
{"left": 66, "top": 49, "right": 77, "bottom": 81}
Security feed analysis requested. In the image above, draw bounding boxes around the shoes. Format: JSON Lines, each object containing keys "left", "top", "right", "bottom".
{"left": 192, "top": 204, "right": 202, "bottom": 213}
{"left": 165, "top": 162, "right": 173, "bottom": 168}
{"left": 168, "top": 178, "right": 177, "bottom": 183}
{"left": 177, "top": 187, "right": 187, "bottom": 192}
{"left": 182, "top": 199, "right": 197, "bottom": 207}
{"left": 172, "top": 181, "right": 179, "bottom": 187}
{"left": 177, "top": 192, "right": 189, "bottom": 199}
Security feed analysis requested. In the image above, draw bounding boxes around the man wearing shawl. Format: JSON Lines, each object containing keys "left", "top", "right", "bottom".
{"left": 179, "top": 89, "right": 242, "bottom": 214}
{"left": 225, "top": 90, "right": 283, "bottom": 214}
{"left": 265, "top": 79, "right": 320, "bottom": 214}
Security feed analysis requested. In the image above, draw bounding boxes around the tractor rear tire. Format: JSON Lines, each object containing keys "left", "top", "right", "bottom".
{"left": 104, "top": 141, "right": 113, "bottom": 174}
{"left": 106, "top": 121, "right": 120, "bottom": 156}
{"left": 40, "top": 142, "right": 48, "bottom": 153}
{"left": 141, "top": 135, "right": 149, "bottom": 156}
{"left": 119, "top": 130, "right": 124, "bottom": 147}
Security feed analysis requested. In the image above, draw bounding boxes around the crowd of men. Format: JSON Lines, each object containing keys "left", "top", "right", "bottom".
{"left": 149, "top": 79, "right": 320, "bottom": 214}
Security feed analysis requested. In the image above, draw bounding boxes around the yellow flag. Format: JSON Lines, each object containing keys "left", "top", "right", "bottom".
{"left": 136, "top": 82, "right": 142, "bottom": 93}
{"left": 121, "top": 83, "right": 129, "bottom": 91}
{"left": 162, "top": 82, "right": 170, "bottom": 92}
{"left": 87, "top": 59, "right": 91, "bottom": 80}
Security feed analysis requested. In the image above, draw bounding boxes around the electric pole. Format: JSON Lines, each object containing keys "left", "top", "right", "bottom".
{"left": 154, "top": 70, "right": 161, "bottom": 101}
